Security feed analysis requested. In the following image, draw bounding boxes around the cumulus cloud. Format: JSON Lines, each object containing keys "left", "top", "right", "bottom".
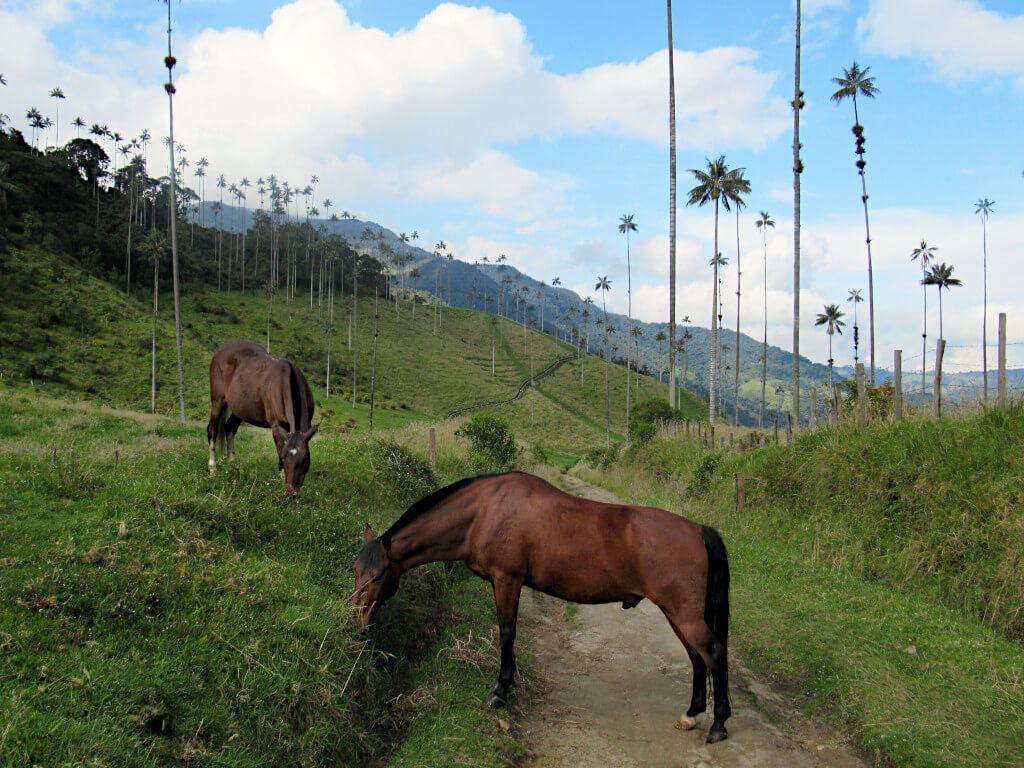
{"left": 1, "top": 0, "right": 791, "bottom": 227}
{"left": 858, "top": 0, "right": 1024, "bottom": 87}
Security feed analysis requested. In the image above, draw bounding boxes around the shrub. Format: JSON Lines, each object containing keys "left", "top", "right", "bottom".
{"left": 371, "top": 440, "right": 437, "bottom": 504}
{"left": 686, "top": 452, "right": 723, "bottom": 496}
{"left": 584, "top": 444, "right": 620, "bottom": 470}
{"left": 629, "top": 397, "right": 680, "bottom": 441}
{"left": 454, "top": 414, "right": 519, "bottom": 472}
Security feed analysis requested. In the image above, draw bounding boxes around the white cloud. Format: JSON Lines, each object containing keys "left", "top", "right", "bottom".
{"left": 858, "top": 0, "right": 1024, "bottom": 87}
{"left": 804, "top": 0, "right": 849, "bottom": 18}
{"left": 1, "top": 0, "right": 792, "bottom": 227}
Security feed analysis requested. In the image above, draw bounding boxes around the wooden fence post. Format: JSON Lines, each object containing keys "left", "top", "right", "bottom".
{"left": 785, "top": 412, "right": 793, "bottom": 443}
{"left": 834, "top": 384, "right": 842, "bottom": 427}
{"left": 428, "top": 426, "right": 437, "bottom": 471}
{"left": 774, "top": 417, "right": 779, "bottom": 444}
{"left": 729, "top": 433, "right": 734, "bottom": 453}
{"left": 856, "top": 363, "right": 867, "bottom": 426}
{"left": 809, "top": 387, "right": 818, "bottom": 431}
{"left": 894, "top": 349, "right": 903, "bottom": 423}
{"left": 998, "top": 313, "right": 1007, "bottom": 408}
{"left": 934, "top": 339, "right": 946, "bottom": 418}
{"left": 734, "top": 472, "right": 745, "bottom": 515}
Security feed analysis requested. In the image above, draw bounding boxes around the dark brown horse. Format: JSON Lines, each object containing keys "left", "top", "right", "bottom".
{"left": 207, "top": 341, "right": 318, "bottom": 494}
{"left": 352, "top": 472, "right": 732, "bottom": 743}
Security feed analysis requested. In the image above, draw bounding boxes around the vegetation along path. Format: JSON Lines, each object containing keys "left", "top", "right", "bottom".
{"left": 446, "top": 355, "right": 577, "bottom": 418}
{"left": 514, "top": 475, "right": 869, "bottom": 768}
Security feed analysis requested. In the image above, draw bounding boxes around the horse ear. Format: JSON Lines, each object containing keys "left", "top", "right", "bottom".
{"left": 303, "top": 423, "right": 320, "bottom": 442}
{"left": 363, "top": 523, "right": 374, "bottom": 542}
{"left": 273, "top": 424, "right": 289, "bottom": 444}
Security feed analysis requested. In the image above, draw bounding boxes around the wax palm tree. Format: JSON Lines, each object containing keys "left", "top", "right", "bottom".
{"left": 687, "top": 156, "right": 732, "bottom": 424}
{"left": 815, "top": 304, "right": 845, "bottom": 388}
{"left": 655, "top": 330, "right": 667, "bottom": 383}
{"left": 832, "top": 61, "right": 880, "bottom": 385}
{"left": 922, "top": 263, "right": 962, "bottom": 342}
{"left": 847, "top": 288, "right": 863, "bottom": 365}
{"left": 755, "top": 211, "right": 774, "bottom": 427}
{"left": 49, "top": 87, "right": 65, "bottom": 146}
{"left": 975, "top": 198, "right": 994, "bottom": 400}
{"left": 792, "top": 0, "right": 805, "bottom": 422}
{"left": 912, "top": 241, "right": 938, "bottom": 399}
{"left": 667, "top": 0, "right": 679, "bottom": 413}
{"left": 618, "top": 213, "right": 638, "bottom": 442}
{"left": 156, "top": 0, "right": 187, "bottom": 419}
{"left": 724, "top": 168, "right": 750, "bottom": 426}
{"left": 72, "top": 116, "right": 85, "bottom": 138}
{"left": 596, "top": 276, "right": 612, "bottom": 448}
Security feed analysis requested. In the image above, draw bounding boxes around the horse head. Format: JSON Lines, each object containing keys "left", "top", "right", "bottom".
{"left": 351, "top": 524, "right": 401, "bottom": 627}
{"left": 272, "top": 423, "right": 319, "bottom": 494}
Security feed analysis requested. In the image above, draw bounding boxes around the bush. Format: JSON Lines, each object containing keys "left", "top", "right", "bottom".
{"left": 584, "top": 444, "right": 620, "bottom": 470}
{"left": 629, "top": 397, "right": 680, "bottom": 442}
{"left": 454, "top": 414, "right": 519, "bottom": 472}
{"left": 632, "top": 422, "right": 657, "bottom": 445}
{"left": 371, "top": 440, "right": 437, "bottom": 503}
{"left": 686, "top": 452, "right": 723, "bottom": 496}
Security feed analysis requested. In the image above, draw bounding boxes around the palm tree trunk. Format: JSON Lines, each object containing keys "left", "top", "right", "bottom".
{"left": 734, "top": 207, "right": 741, "bottom": 427}
{"left": 792, "top": 0, "right": 803, "bottom": 424}
{"left": 165, "top": 6, "right": 186, "bottom": 422}
{"left": 151, "top": 247, "right": 159, "bottom": 413}
{"left": 982, "top": 219, "right": 988, "bottom": 400}
{"left": 667, "top": 0, "right": 678, "bottom": 414}
{"left": 626, "top": 233, "right": 632, "bottom": 445}
{"left": 761, "top": 230, "right": 768, "bottom": 429}
{"left": 710, "top": 201, "right": 719, "bottom": 424}
{"left": 922, "top": 277, "right": 928, "bottom": 401}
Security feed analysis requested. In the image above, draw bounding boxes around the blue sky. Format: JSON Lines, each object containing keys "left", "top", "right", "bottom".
{"left": 3, "top": 0, "right": 1024, "bottom": 375}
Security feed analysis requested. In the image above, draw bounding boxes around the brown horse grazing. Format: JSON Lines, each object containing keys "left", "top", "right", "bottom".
{"left": 352, "top": 472, "right": 732, "bottom": 743}
{"left": 207, "top": 341, "right": 319, "bottom": 494}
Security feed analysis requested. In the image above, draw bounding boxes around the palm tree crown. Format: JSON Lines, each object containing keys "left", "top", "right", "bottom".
{"left": 922, "top": 262, "right": 962, "bottom": 340}
{"left": 830, "top": 61, "right": 879, "bottom": 123}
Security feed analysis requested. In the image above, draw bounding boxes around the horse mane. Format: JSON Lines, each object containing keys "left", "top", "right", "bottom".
{"left": 381, "top": 473, "right": 514, "bottom": 550}
{"left": 286, "top": 360, "right": 307, "bottom": 433}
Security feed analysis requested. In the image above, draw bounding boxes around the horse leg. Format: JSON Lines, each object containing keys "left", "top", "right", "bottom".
{"left": 207, "top": 398, "right": 226, "bottom": 474}
{"left": 486, "top": 575, "right": 522, "bottom": 708}
{"left": 665, "top": 613, "right": 731, "bottom": 743}
{"left": 225, "top": 415, "right": 242, "bottom": 462}
{"left": 663, "top": 615, "right": 707, "bottom": 731}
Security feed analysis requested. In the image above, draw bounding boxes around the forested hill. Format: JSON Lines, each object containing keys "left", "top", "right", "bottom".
{"left": 194, "top": 201, "right": 838, "bottom": 425}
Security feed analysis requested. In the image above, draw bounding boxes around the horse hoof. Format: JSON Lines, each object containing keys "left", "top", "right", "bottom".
{"left": 706, "top": 723, "right": 728, "bottom": 744}
{"left": 675, "top": 715, "right": 697, "bottom": 731}
{"left": 486, "top": 693, "right": 507, "bottom": 708}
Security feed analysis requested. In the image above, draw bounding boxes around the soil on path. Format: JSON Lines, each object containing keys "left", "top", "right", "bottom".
{"left": 514, "top": 475, "right": 870, "bottom": 768}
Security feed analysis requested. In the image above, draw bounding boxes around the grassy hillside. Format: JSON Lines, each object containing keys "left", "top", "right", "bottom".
{"left": 0, "top": 391, "right": 531, "bottom": 767}
{"left": 0, "top": 246, "right": 705, "bottom": 454}
{"left": 576, "top": 410, "right": 1024, "bottom": 768}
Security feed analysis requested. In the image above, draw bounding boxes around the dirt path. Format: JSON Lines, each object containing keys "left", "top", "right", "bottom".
{"left": 514, "top": 475, "right": 869, "bottom": 768}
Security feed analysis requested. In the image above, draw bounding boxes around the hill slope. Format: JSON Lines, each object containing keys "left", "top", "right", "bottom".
{"left": 0, "top": 246, "right": 705, "bottom": 452}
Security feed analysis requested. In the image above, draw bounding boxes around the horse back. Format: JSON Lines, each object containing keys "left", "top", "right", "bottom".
{"left": 465, "top": 473, "right": 706, "bottom": 603}
{"left": 210, "top": 341, "right": 289, "bottom": 428}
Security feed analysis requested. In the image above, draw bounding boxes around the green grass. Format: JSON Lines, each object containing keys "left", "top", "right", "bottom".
{"left": 0, "top": 247, "right": 706, "bottom": 456}
{"left": 0, "top": 391, "right": 520, "bottom": 767}
{"left": 577, "top": 412, "right": 1024, "bottom": 768}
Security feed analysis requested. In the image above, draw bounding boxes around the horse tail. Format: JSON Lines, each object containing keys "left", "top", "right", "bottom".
{"left": 215, "top": 405, "right": 229, "bottom": 455}
{"left": 701, "top": 525, "right": 730, "bottom": 648}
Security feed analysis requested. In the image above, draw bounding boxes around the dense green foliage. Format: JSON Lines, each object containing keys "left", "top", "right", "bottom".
{"left": 455, "top": 414, "right": 520, "bottom": 472}
{"left": 0, "top": 393, "right": 521, "bottom": 767}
